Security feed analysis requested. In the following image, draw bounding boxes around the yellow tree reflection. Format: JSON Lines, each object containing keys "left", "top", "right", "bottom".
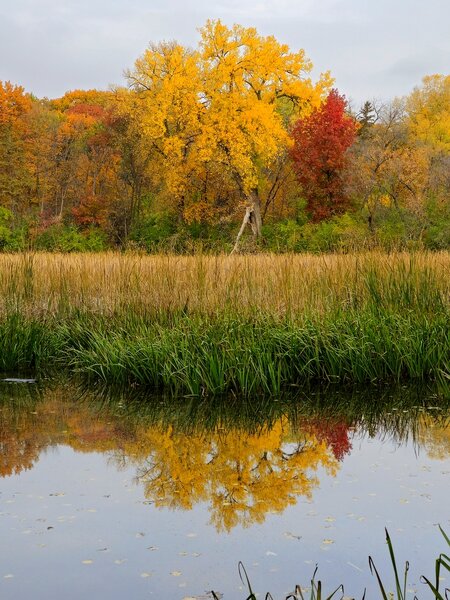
{"left": 122, "top": 418, "right": 339, "bottom": 531}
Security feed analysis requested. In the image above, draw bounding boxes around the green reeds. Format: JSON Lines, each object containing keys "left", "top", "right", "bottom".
{"left": 0, "top": 252, "right": 448, "bottom": 392}
{"left": 63, "top": 311, "right": 448, "bottom": 393}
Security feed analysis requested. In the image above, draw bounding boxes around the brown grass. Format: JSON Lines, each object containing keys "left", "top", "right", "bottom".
{"left": 0, "top": 251, "right": 448, "bottom": 318}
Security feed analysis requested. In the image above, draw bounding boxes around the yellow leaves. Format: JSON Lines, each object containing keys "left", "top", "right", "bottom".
{"left": 407, "top": 74, "right": 450, "bottom": 151}
{"left": 380, "top": 194, "right": 392, "bottom": 208}
{"left": 0, "top": 81, "right": 32, "bottom": 126}
{"left": 124, "top": 20, "right": 331, "bottom": 211}
{"left": 183, "top": 201, "right": 216, "bottom": 225}
{"left": 126, "top": 417, "right": 340, "bottom": 532}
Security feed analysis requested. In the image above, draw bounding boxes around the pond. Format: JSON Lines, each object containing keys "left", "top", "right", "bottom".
{"left": 0, "top": 381, "right": 449, "bottom": 599}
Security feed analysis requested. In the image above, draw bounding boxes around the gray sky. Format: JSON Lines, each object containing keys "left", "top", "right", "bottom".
{"left": 0, "top": 0, "right": 449, "bottom": 107}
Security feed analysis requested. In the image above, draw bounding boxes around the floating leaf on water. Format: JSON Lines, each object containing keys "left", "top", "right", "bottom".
{"left": 183, "top": 594, "right": 223, "bottom": 600}
{"left": 322, "top": 539, "right": 334, "bottom": 545}
{"left": 325, "top": 517, "right": 336, "bottom": 523}
{"left": 82, "top": 560, "right": 93, "bottom": 565}
{"left": 171, "top": 570, "right": 182, "bottom": 577}
{"left": 347, "top": 562, "right": 363, "bottom": 572}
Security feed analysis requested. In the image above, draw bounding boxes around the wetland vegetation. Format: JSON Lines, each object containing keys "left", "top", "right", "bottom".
{"left": 0, "top": 251, "right": 448, "bottom": 394}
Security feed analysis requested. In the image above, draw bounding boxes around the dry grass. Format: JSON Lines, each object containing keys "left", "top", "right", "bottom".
{"left": 0, "top": 251, "right": 448, "bottom": 318}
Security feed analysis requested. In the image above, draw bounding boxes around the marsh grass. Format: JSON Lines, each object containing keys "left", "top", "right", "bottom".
{"left": 0, "top": 251, "right": 448, "bottom": 393}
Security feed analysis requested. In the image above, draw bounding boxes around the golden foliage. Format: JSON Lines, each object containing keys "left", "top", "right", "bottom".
{"left": 407, "top": 75, "right": 450, "bottom": 151}
{"left": 124, "top": 20, "right": 331, "bottom": 217}
{"left": 122, "top": 418, "right": 338, "bottom": 531}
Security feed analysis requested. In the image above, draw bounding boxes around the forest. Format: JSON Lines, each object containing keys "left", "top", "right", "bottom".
{"left": 1, "top": 20, "right": 449, "bottom": 253}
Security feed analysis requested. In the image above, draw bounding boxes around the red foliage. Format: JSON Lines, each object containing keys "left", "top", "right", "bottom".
{"left": 66, "top": 103, "right": 106, "bottom": 120}
{"left": 290, "top": 89, "right": 357, "bottom": 221}
{"left": 306, "top": 419, "right": 353, "bottom": 461}
{"left": 72, "top": 193, "right": 111, "bottom": 228}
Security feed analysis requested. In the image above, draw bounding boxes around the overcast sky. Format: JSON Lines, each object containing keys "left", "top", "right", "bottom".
{"left": 1, "top": 0, "right": 449, "bottom": 107}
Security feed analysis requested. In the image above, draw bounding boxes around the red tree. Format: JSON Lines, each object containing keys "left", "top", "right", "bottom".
{"left": 290, "top": 89, "right": 357, "bottom": 221}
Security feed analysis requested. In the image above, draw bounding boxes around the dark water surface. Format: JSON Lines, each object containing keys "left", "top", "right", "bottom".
{"left": 0, "top": 382, "right": 449, "bottom": 599}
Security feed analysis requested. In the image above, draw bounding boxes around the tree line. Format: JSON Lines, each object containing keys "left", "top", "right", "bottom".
{"left": 0, "top": 20, "right": 449, "bottom": 252}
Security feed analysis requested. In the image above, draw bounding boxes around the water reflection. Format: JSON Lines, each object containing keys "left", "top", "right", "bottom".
{"left": 0, "top": 382, "right": 448, "bottom": 532}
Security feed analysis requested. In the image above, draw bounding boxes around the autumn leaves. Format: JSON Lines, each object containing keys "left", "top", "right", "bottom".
{"left": 0, "top": 21, "right": 449, "bottom": 250}
{"left": 124, "top": 20, "right": 330, "bottom": 237}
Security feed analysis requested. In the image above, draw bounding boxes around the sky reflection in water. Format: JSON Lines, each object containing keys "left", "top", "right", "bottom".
{"left": 0, "top": 383, "right": 449, "bottom": 599}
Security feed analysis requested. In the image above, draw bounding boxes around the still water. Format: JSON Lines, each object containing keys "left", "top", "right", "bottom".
{"left": 0, "top": 382, "right": 449, "bottom": 599}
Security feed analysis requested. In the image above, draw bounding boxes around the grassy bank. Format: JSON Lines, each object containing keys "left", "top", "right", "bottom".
{"left": 0, "top": 251, "right": 448, "bottom": 394}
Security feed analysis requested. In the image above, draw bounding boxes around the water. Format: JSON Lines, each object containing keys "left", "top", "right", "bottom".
{"left": 0, "top": 382, "right": 449, "bottom": 599}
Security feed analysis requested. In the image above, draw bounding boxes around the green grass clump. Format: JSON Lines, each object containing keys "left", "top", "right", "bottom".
{"left": 0, "top": 308, "right": 448, "bottom": 394}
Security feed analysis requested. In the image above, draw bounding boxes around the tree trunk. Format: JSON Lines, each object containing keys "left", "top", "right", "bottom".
{"left": 248, "top": 189, "right": 262, "bottom": 237}
{"left": 231, "top": 189, "right": 263, "bottom": 254}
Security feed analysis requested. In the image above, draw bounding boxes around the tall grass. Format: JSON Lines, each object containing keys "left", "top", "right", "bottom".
{"left": 0, "top": 251, "right": 448, "bottom": 393}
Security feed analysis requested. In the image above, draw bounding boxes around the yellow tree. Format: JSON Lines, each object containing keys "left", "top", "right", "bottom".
{"left": 199, "top": 20, "right": 330, "bottom": 244}
{"left": 406, "top": 75, "right": 450, "bottom": 240}
{"left": 125, "top": 41, "right": 204, "bottom": 219}
{"left": 0, "top": 81, "right": 33, "bottom": 215}
{"left": 125, "top": 21, "right": 331, "bottom": 244}
{"left": 406, "top": 74, "right": 450, "bottom": 152}
{"left": 346, "top": 101, "right": 430, "bottom": 234}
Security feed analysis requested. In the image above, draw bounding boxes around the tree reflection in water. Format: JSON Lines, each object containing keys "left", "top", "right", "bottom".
{"left": 0, "top": 381, "right": 448, "bottom": 531}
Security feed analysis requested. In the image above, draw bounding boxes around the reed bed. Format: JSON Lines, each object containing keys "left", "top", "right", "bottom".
{"left": 0, "top": 251, "right": 448, "bottom": 393}
{"left": 0, "top": 251, "right": 448, "bottom": 318}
